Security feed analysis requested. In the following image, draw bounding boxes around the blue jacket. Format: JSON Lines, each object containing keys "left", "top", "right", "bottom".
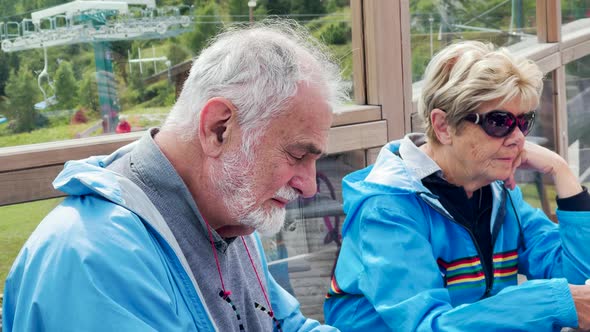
{"left": 324, "top": 135, "right": 590, "bottom": 331}
{"left": 3, "top": 144, "right": 337, "bottom": 332}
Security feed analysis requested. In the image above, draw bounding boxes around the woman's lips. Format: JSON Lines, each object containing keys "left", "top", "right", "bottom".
{"left": 497, "top": 157, "right": 514, "bottom": 163}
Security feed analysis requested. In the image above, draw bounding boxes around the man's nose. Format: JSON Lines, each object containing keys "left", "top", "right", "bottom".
{"left": 289, "top": 162, "right": 318, "bottom": 198}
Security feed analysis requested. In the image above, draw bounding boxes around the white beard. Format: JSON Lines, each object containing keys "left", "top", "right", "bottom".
{"left": 211, "top": 148, "right": 298, "bottom": 236}
{"left": 239, "top": 185, "right": 299, "bottom": 236}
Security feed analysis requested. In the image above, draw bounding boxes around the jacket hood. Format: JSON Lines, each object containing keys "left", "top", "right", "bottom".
{"left": 341, "top": 138, "right": 435, "bottom": 234}
{"left": 52, "top": 142, "right": 138, "bottom": 205}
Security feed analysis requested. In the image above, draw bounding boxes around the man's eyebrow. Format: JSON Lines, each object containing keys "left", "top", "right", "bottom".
{"left": 289, "top": 143, "right": 326, "bottom": 157}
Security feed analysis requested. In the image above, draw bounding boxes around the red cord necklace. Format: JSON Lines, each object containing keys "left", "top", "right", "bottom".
{"left": 203, "top": 215, "right": 283, "bottom": 331}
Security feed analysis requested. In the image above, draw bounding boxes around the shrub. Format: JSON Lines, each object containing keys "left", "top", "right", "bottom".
{"left": 71, "top": 109, "right": 88, "bottom": 124}
{"left": 320, "top": 22, "right": 351, "bottom": 45}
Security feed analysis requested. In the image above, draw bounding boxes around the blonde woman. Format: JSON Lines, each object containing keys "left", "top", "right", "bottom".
{"left": 324, "top": 41, "right": 590, "bottom": 331}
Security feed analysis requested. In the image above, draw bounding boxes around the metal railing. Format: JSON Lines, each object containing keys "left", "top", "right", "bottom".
{"left": 1, "top": 4, "right": 193, "bottom": 52}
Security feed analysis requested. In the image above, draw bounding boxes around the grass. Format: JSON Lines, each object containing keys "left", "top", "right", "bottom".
{"left": 123, "top": 104, "right": 170, "bottom": 115}
{"left": 520, "top": 181, "right": 590, "bottom": 213}
{"left": 0, "top": 106, "right": 170, "bottom": 148}
{"left": 120, "top": 105, "right": 170, "bottom": 130}
{"left": 0, "top": 121, "right": 98, "bottom": 148}
{"left": 0, "top": 198, "right": 63, "bottom": 295}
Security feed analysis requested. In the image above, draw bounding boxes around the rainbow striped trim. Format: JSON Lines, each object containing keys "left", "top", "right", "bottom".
{"left": 438, "top": 256, "right": 485, "bottom": 290}
{"left": 492, "top": 250, "right": 518, "bottom": 283}
{"left": 325, "top": 276, "right": 345, "bottom": 298}
{"left": 438, "top": 250, "right": 519, "bottom": 290}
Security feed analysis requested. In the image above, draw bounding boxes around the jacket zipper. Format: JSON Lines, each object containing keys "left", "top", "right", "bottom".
{"left": 459, "top": 224, "right": 495, "bottom": 298}
{"left": 421, "top": 196, "right": 497, "bottom": 298}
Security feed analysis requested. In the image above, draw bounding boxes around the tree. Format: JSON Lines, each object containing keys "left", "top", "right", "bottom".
{"left": 291, "top": 0, "right": 326, "bottom": 16}
{"left": 229, "top": 0, "right": 249, "bottom": 22}
{"left": 265, "top": 0, "right": 291, "bottom": 15}
{"left": 2, "top": 65, "right": 42, "bottom": 133}
{"left": 54, "top": 60, "right": 78, "bottom": 110}
{"left": 186, "top": 0, "right": 223, "bottom": 54}
{"left": 0, "top": 51, "right": 21, "bottom": 99}
{"left": 79, "top": 72, "right": 99, "bottom": 114}
{"left": 0, "top": 52, "right": 12, "bottom": 96}
{"left": 320, "top": 22, "right": 351, "bottom": 45}
{"left": 0, "top": 0, "right": 15, "bottom": 17}
{"left": 167, "top": 42, "right": 190, "bottom": 65}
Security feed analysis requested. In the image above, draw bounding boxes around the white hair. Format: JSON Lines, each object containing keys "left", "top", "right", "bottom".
{"left": 163, "top": 19, "right": 348, "bottom": 150}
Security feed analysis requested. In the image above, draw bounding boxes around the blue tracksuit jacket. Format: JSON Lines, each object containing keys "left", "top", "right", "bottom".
{"left": 324, "top": 134, "right": 590, "bottom": 331}
{"left": 3, "top": 143, "right": 337, "bottom": 332}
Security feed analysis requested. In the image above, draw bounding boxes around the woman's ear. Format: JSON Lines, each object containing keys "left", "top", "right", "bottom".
{"left": 199, "top": 97, "right": 236, "bottom": 157}
{"left": 431, "top": 108, "right": 453, "bottom": 145}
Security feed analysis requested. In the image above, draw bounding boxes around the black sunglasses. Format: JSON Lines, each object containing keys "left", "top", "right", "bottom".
{"left": 463, "top": 110, "right": 536, "bottom": 138}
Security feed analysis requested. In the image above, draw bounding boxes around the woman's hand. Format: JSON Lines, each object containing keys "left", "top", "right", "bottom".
{"left": 504, "top": 141, "right": 583, "bottom": 198}
{"left": 570, "top": 284, "right": 590, "bottom": 331}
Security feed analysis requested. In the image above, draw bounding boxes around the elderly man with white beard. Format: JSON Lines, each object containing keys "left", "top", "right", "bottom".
{"left": 2, "top": 21, "right": 347, "bottom": 332}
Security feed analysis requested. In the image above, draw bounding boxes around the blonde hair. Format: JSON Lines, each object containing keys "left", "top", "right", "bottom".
{"left": 418, "top": 41, "right": 544, "bottom": 142}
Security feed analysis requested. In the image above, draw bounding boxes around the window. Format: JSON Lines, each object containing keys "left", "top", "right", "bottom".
{"left": 0, "top": 2, "right": 380, "bottom": 329}
{"left": 566, "top": 54, "right": 590, "bottom": 188}
{"left": 0, "top": 1, "right": 356, "bottom": 148}
{"left": 410, "top": 0, "right": 537, "bottom": 82}
{"left": 562, "top": 0, "right": 590, "bottom": 25}
{"left": 262, "top": 151, "right": 364, "bottom": 321}
{"left": 516, "top": 73, "right": 558, "bottom": 215}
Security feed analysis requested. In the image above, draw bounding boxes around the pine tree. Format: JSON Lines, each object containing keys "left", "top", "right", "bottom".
{"left": 186, "top": 0, "right": 223, "bottom": 53}
{"left": 0, "top": 52, "right": 11, "bottom": 96}
{"left": 229, "top": 0, "right": 248, "bottom": 22}
{"left": 2, "top": 65, "right": 42, "bottom": 132}
{"left": 291, "top": 0, "right": 326, "bottom": 16}
{"left": 167, "top": 42, "right": 190, "bottom": 65}
{"left": 79, "top": 72, "right": 99, "bottom": 114}
{"left": 54, "top": 60, "right": 78, "bottom": 110}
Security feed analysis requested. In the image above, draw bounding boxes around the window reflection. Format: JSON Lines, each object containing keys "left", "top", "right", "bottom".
{"left": 410, "top": 0, "right": 537, "bottom": 82}
{"left": 0, "top": 1, "right": 353, "bottom": 148}
{"left": 261, "top": 151, "right": 364, "bottom": 323}
{"left": 0, "top": 151, "right": 368, "bottom": 325}
{"left": 562, "top": 0, "right": 590, "bottom": 25}
{"left": 566, "top": 54, "right": 590, "bottom": 190}
{"left": 516, "top": 73, "right": 557, "bottom": 217}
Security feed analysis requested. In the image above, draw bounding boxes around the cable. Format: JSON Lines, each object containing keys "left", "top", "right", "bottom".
{"left": 505, "top": 187, "right": 527, "bottom": 251}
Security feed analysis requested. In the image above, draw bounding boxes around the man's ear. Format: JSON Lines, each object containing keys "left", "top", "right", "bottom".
{"left": 431, "top": 108, "right": 453, "bottom": 145}
{"left": 199, "top": 97, "right": 236, "bottom": 157}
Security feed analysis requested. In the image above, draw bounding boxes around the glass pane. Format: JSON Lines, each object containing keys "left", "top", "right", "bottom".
{"left": 516, "top": 73, "right": 557, "bottom": 216}
{"left": 261, "top": 151, "right": 364, "bottom": 323}
{"left": 562, "top": 0, "right": 590, "bottom": 25}
{"left": 410, "top": 0, "right": 537, "bottom": 82}
{"left": 0, "top": 152, "right": 365, "bottom": 326}
{"left": 0, "top": 1, "right": 354, "bottom": 148}
{"left": 566, "top": 54, "right": 590, "bottom": 192}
